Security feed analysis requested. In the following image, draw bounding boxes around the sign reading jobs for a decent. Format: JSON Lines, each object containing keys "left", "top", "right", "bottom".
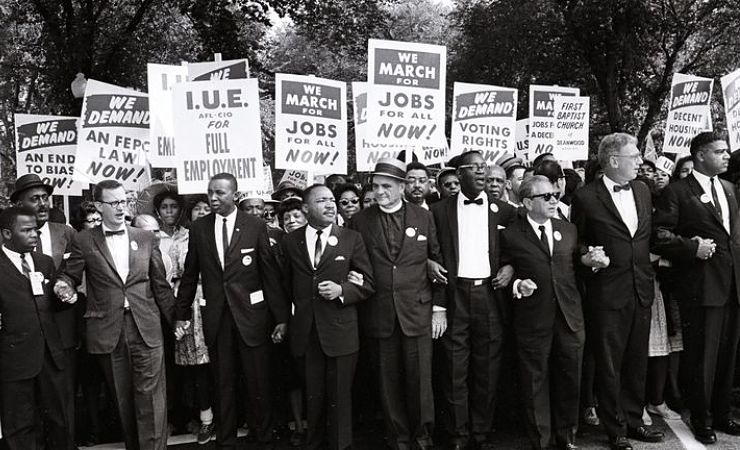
{"left": 172, "top": 78, "right": 264, "bottom": 195}
{"left": 528, "top": 85, "right": 580, "bottom": 157}
{"left": 74, "top": 79, "right": 151, "bottom": 191}
{"left": 15, "top": 114, "right": 86, "bottom": 196}
{"left": 722, "top": 69, "right": 740, "bottom": 153}
{"left": 275, "top": 74, "right": 347, "bottom": 174}
{"left": 148, "top": 63, "right": 187, "bottom": 168}
{"left": 664, "top": 73, "right": 713, "bottom": 154}
{"left": 451, "top": 82, "right": 517, "bottom": 164}
{"left": 367, "top": 40, "right": 447, "bottom": 149}
{"left": 551, "top": 96, "right": 590, "bottom": 161}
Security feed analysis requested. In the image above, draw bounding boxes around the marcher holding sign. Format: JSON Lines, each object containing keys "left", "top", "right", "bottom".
{"left": 528, "top": 85, "right": 579, "bottom": 158}
{"left": 366, "top": 39, "right": 447, "bottom": 150}
{"left": 721, "top": 69, "right": 740, "bottom": 153}
{"left": 172, "top": 78, "right": 264, "bottom": 195}
{"left": 275, "top": 74, "right": 348, "bottom": 175}
{"left": 148, "top": 63, "right": 187, "bottom": 168}
{"left": 551, "top": 96, "right": 590, "bottom": 161}
{"left": 74, "top": 79, "right": 152, "bottom": 191}
{"left": 663, "top": 73, "right": 714, "bottom": 154}
{"left": 14, "top": 114, "right": 85, "bottom": 196}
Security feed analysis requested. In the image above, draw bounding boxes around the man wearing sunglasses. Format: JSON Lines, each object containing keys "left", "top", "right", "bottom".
{"left": 501, "top": 176, "right": 584, "bottom": 450}
{"left": 571, "top": 133, "right": 661, "bottom": 450}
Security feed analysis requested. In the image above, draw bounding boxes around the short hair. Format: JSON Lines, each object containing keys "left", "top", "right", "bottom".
{"left": 672, "top": 155, "right": 692, "bottom": 180}
{"left": 597, "top": 132, "right": 637, "bottom": 168}
{"left": 131, "top": 214, "right": 159, "bottom": 230}
{"left": 93, "top": 179, "right": 123, "bottom": 202}
{"left": 72, "top": 201, "right": 99, "bottom": 231}
{"left": 153, "top": 191, "right": 183, "bottom": 211}
{"left": 210, "top": 173, "right": 238, "bottom": 191}
{"left": 333, "top": 183, "right": 360, "bottom": 199}
{"left": 563, "top": 168, "right": 582, "bottom": 197}
{"left": 456, "top": 151, "right": 482, "bottom": 166}
{"left": 534, "top": 160, "right": 564, "bottom": 184}
{"left": 690, "top": 131, "right": 728, "bottom": 157}
{"left": 518, "top": 175, "right": 552, "bottom": 200}
{"left": 584, "top": 157, "right": 603, "bottom": 184}
{"left": 278, "top": 197, "right": 303, "bottom": 219}
{"left": 302, "top": 183, "right": 331, "bottom": 203}
{"left": 640, "top": 160, "right": 656, "bottom": 171}
{"left": 532, "top": 152, "right": 554, "bottom": 170}
{"left": 359, "top": 184, "right": 374, "bottom": 205}
{"left": 0, "top": 205, "right": 37, "bottom": 231}
{"left": 185, "top": 194, "right": 210, "bottom": 225}
{"left": 505, "top": 164, "right": 526, "bottom": 179}
{"left": 406, "top": 161, "right": 429, "bottom": 177}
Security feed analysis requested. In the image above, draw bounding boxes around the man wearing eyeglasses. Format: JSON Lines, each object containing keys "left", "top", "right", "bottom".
{"left": 11, "top": 173, "right": 78, "bottom": 443}
{"left": 570, "top": 133, "right": 661, "bottom": 450}
{"left": 501, "top": 175, "right": 584, "bottom": 450}
{"left": 431, "top": 150, "right": 516, "bottom": 450}
{"left": 55, "top": 179, "right": 176, "bottom": 450}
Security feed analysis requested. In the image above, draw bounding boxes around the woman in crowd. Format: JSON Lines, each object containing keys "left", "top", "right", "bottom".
{"left": 672, "top": 155, "right": 693, "bottom": 181}
{"left": 264, "top": 199, "right": 281, "bottom": 228}
{"left": 360, "top": 184, "right": 377, "bottom": 209}
{"left": 335, "top": 183, "right": 361, "bottom": 222}
{"left": 279, "top": 197, "right": 307, "bottom": 233}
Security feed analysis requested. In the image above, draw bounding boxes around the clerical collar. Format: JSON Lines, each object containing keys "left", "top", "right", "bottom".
{"left": 379, "top": 202, "right": 403, "bottom": 214}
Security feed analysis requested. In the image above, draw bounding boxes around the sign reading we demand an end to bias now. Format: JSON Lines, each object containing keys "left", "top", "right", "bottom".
{"left": 528, "top": 85, "right": 580, "bottom": 158}
{"left": 275, "top": 74, "right": 347, "bottom": 174}
{"left": 366, "top": 40, "right": 447, "bottom": 154}
{"left": 14, "top": 114, "right": 86, "bottom": 196}
{"left": 74, "top": 80, "right": 151, "bottom": 191}
{"left": 664, "top": 73, "right": 714, "bottom": 154}
{"left": 172, "top": 78, "right": 264, "bottom": 195}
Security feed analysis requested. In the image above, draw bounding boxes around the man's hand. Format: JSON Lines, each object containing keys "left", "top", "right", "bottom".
{"left": 492, "top": 265, "right": 514, "bottom": 289}
{"left": 581, "top": 246, "right": 610, "bottom": 269}
{"left": 432, "top": 310, "right": 447, "bottom": 339}
{"left": 54, "top": 279, "right": 77, "bottom": 303}
{"left": 427, "top": 260, "right": 448, "bottom": 285}
{"left": 318, "top": 281, "right": 342, "bottom": 300}
{"left": 517, "top": 279, "right": 538, "bottom": 298}
{"left": 271, "top": 323, "right": 287, "bottom": 343}
{"left": 693, "top": 236, "right": 716, "bottom": 260}
{"left": 174, "top": 320, "right": 191, "bottom": 340}
{"left": 347, "top": 271, "right": 364, "bottom": 286}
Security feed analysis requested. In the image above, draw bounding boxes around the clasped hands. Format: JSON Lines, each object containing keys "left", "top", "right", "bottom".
{"left": 581, "top": 246, "right": 610, "bottom": 270}
{"left": 693, "top": 236, "right": 716, "bottom": 260}
{"left": 53, "top": 279, "right": 78, "bottom": 304}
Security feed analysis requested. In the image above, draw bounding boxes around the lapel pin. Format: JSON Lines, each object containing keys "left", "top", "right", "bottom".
{"left": 700, "top": 193, "right": 711, "bottom": 203}
{"left": 405, "top": 227, "right": 416, "bottom": 237}
{"left": 242, "top": 255, "right": 252, "bottom": 266}
{"left": 490, "top": 203, "right": 499, "bottom": 213}
{"left": 130, "top": 241, "right": 138, "bottom": 251}
{"left": 327, "top": 235, "right": 338, "bottom": 246}
{"left": 553, "top": 230, "right": 562, "bottom": 241}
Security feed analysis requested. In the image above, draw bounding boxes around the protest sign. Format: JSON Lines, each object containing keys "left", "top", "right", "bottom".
{"left": 450, "top": 82, "right": 517, "bottom": 164}
{"left": 279, "top": 169, "right": 310, "bottom": 190}
{"left": 239, "top": 165, "right": 274, "bottom": 199}
{"left": 664, "top": 73, "right": 713, "bottom": 154}
{"left": 187, "top": 58, "right": 249, "bottom": 81}
{"left": 366, "top": 39, "right": 447, "bottom": 149}
{"left": 353, "top": 82, "right": 402, "bottom": 171}
{"left": 74, "top": 79, "right": 151, "bottom": 191}
{"left": 172, "top": 78, "right": 264, "bottom": 195}
{"left": 14, "top": 114, "right": 85, "bottom": 195}
{"left": 528, "top": 85, "right": 580, "bottom": 158}
{"left": 515, "top": 119, "right": 530, "bottom": 164}
{"left": 721, "top": 69, "right": 740, "bottom": 153}
{"left": 147, "top": 63, "right": 187, "bottom": 168}
{"left": 551, "top": 96, "right": 590, "bottom": 161}
{"left": 275, "top": 74, "right": 347, "bottom": 174}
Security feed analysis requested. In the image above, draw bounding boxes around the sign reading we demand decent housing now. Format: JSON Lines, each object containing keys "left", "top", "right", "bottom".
{"left": 664, "top": 73, "right": 714, "bottom": 154}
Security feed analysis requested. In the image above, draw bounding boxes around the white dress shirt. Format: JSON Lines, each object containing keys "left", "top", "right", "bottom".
{"left": 102, "top": 223, "right": 130, "bottom": 307}
{"left": 214, "top": 208, "right": 238, "bottom": 269}
{"left": 37, "top": 221, "right": 52, "bottom": 257}
{"left": 457, "top": 192, "right": 491, "bottom": 278}
{"left": 691, "top": 170, "right": 731, "bottom": 233}
{"left": 2, "top": 245, "right": 35, "bottom": 274}
{"left": 306, "top": 223, "right": 333, "bottom": 268}
{"left": 602, "top": 176, "right": 639, "bottom": 237}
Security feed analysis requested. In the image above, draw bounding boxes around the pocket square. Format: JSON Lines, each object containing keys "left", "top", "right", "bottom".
{"left": 497, "top": 225, "right": 505, "bottom": 230}
{"left": 417, "top": 234, "right": 427, "bottom": 241}
{"left": 63, "top": 252, "right": 71, "bottom": 260}
{"left": 334, "top": 255, "right": 346, "bottom": 261}
{"left": 241, "top": 248, "right": 255, "bottom": 254}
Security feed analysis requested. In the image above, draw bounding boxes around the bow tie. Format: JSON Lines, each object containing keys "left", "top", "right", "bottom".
{"left": 104, "top": 229, "right": 125, "bottom": 236}
{"left": 463, "top": 197, "right": 484, "bottom": 205}
{"left": 613, "top": 183, "right": 631, "bottom": 192}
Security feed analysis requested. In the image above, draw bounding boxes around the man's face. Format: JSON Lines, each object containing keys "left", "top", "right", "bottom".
{"left": 698, "top": 141, "right": 730, "bottom": 176}
{"left": 607, "top": 143, "right": 642, "bottom": 182}
{"left": 239, "top": 198, "right": 265, "bottom": 218}
{"left": 523, "top": 181, "right": 559, "bottom": 222}
{"left": 405, "top": 169, "right": 430, "bottom": 205}
{"left": 96, "top": 186, "right": 128, "bottom": 228}
{"left": 438, "top": 174, "right": 460, "bottom": 198}
{"left": 1, "top": 214, "right": 38, "bottom": 253}
{"left": 507, "top": 167, "right": 525, "bottom": 198}
{"left": 457, "top": 153, "right": 487, "bottom": 195}
{"left": 263, "top": 204, "right": 277, "bottom": 223}
{"left": 373, "top": 175, "right": 405, "bottom": 208}
{"left": 638, "top": 163, "right": 656, "bottom": 180}
{"left": 17, "top": 187, "right": 50, "bottom": 225}
{"left": 207, "top": 178, "right": 238, "bottom": 216}
{"left": 485, "top": 166, "right": 507, "bottom": 200}
{"left": 302, "top": 186, "right": 336, "bottom": 227}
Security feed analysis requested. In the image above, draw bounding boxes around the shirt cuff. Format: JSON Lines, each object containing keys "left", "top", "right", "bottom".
{"left": 432, "top": 306, "right": 446, "bottom": 312}
{"left": 512, "top": 279, "right": 523, "bottom": 299}
{"left": 338, "top": 295, "right": 344, "bottom": 304}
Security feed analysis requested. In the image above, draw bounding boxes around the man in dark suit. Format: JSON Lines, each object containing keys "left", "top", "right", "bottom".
{"left": 652, "top": 131, "right": 740, "bottom": 443}
{"left": 281, "top": 184, "right": 374, "bottom": 450}
{"left": 175, "top": 173, "right": 289, "bottom": 450}
{"left": 570, "top": 133, "right": 662, "bottom": 450}
{"left": 0, "top": 206, "right": 75, "bottom": 450}
{"left": 349, "top": 159, "right": 446, "bottom": 450}
{"left": 56, "top": 179, "right": 175, "bottom": 450}
{"left": 12, "top": 174, "right": 79, "bottom": 440}
{"left": 430, "top": 150, "right": 516, "bottom": 450}
{"left": 501, "top": 176, "right": 584, "bottom": 450}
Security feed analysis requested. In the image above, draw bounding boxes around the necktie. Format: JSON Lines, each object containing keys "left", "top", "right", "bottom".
{"left": 36, "top": 229, "right": 43, "bottom": 254}
{"left": 222, "top": 218, "right": 229, "bottom": 264}
{"left": 20, "top": 252, "right": 31, "bottom": 278}
{"left": 613, "top": 183, "right": 631, "bottom": 192}
{"left": 710, "top": 177, "right": 724, "bottom": 222}
{"left": 104, "top": 229, "right": 125, "bottom": 236}
{"left": 314, "top": 229, "right": 323, "bottom": 269}
{"left": 463, "top": 197, "right": 484, "bottom": 205}
{"left": 539, "top": 225, "right": 550, "bottom": 256}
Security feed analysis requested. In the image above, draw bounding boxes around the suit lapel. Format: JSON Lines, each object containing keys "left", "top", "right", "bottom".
{"left": 723, "top": 179, "right": 739, "bottom": 233}
{"left": 227, "top": 212, "right": 245, "bottom": 260}
{"left": 520, "top": 214, "right": 550, "bottom": 258}
{"left": 0, "top": 250, "right": 29, "bottom": 283}
{"left": 92, "top": 227, "right": 123, "bottom": 284}
{"left": 687, "top": 174, "right": 726, "bottom": 231}
{"left": 317, "top": 225, "right": 339, "bottom": 271}
{"left": 297, "top": 225, "right": 313, "bottom": 271}
{"left": 204, "top": 214, "right": 221, "bottom": 271}
{"left": 447, "top": 195, "right": 460, "bottom": 266}
{"left": 630, "top": 181, "right": 649, "bottom": 234}
{"left": 126, "top": 226, "right": 136, "bottom": 284}
{"left": 594, "top": 181, "right": 631, "bottom": 236}
{"left": 487, "top": 195, "right": 499, "bottom": 261}
{"left": 367, "top": 207, "right": 391, "bottom": 260}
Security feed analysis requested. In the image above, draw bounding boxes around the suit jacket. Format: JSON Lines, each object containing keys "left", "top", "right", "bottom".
{"left": 349, "top": 203, "right": 445, "bottom": 338}
{"left": 59, "top": 226, "right": 175, "bottom": 354}
{"left": 281, "top": 224, "right": 374, "bottom": 357}
{"left": 0, "top": 251, "right": 67, "bottom": 381}
{"left": 501, "top": 212, "right": 584, "bottom": 332}
{"left": 431, "top": 192, "right": 516, "bottom": 312}
{"left": 47, "top": 221, "right": 78, "bottom": 349}
{"left": 652, "top": 174, "right": 740, "bottom": 306}
{"left": 570, "top": 179, "right": 654, "bottom": 310}
{"left": 176, "top": 211, "right": 289, "bottom": 347}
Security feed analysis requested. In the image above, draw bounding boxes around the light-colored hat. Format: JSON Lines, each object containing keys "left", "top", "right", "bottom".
{"left": 655, "top": 156, "right": 675, "bottom": 175}
{"left": 372, "top": 158, "right": 407, "bottom": 181}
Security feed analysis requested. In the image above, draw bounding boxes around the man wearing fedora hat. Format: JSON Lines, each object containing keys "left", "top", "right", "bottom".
{"left": 349, "top": 159, "right": 447, "bottom": 450}
{"left": 12, "top": 173, "right": 78, "bottom": 443}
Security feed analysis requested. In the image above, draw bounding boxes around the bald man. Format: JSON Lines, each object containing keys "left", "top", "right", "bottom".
{"left": 485, "top": 165, "right": 507, "bottom": 201}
